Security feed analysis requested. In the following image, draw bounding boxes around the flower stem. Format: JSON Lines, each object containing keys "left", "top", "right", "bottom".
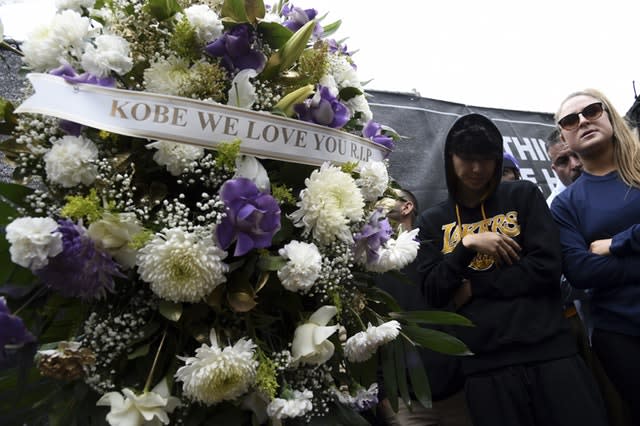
{"left": 14, "top": 286, "right": 48, "bottom": 316}
{"left": 144, "top": 327, "right": 167, "bottom": 393}
{"left": 0, "top": 41, "right": 23, "bottom": 56}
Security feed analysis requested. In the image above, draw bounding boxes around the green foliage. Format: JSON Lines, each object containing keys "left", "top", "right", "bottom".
{"left": 215, "top": 139, "right": 242, "bottom": 170}
{"left": 60, "top": 189, "right": 102, "bottom": 222}
{"left": 170, "top": 18, "right": 201, "bottom": 61}
{"left": 146, "top": 0, "right": 182, "bottom": 21}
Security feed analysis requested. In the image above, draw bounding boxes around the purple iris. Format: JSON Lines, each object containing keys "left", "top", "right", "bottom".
{"left": 50, "top": 64, "right": 115, "bottom": 136}
{"left": 216, "top": 178, "right": 281, "bottom": 257}
{"left": 36, "top": 220, "right": 124, "bottom": 300}
{"left": 205, "top": 24, "right": 266, "bottom": 73}
{"left": 0, "top": 297, "right": 35, "bottom": 362}
{"left": 353, "top": 209, "right": 392, "bottom": 263}
{"left": 282, "top": 4, "right": 323, "bottom": 38}
{"left": 363, "top": 120, "right": 395, "bottom": 151}
{"left": 294, "top": 86, "right": 350, "bottom": 129}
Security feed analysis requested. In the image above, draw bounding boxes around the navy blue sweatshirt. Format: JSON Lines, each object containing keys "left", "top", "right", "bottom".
{"left": 550, "top": 171, "right": 640, "bottom": 336}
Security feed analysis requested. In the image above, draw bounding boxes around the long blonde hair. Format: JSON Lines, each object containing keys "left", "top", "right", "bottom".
{"left": 555, "top": 88, "right": 640, "bottom": 188}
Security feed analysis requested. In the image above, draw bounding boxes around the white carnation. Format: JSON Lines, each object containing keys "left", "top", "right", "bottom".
{"left": 346, "top": 94, "right": 373, "bottom": 123}
{"left": 144, "top": 56, "right": 190, "bottom": 96}
{"left": 344, "top": 321, "right": 401, "bottom": 363}
{"left": 176, "top": 329, "right": 257, "bottom": 405}
{"left": 327, "top": 54, "right": 360, "bottom": 89}
{"left": 289, "top": 163, "right": 364, "bottom": 245}
{"left": 356, "top": 160, "right": 389, "bottom": 201}
{"left": 81, "top": 34, "right": 133, "bottom": 77}
{"left": 277, "top": 241, "right": 322, "bottom": 293}
{"left": 266, "top": 389, "right": 313, "bottom": 420}
{"left": 146, "top": 140, "right": 204, "bottom": 176}
{"left": 21, "top": 25, "right": 66, "bottom": 71}
{"left": 184, "top": 4, "right": 223, "bottom": 43}
{"left": 44, "top": 135, "right": 99, "bottom": 188}
{"left": 5, "top": 217, "right": 63, "bottom": 270}
{"left": 137, "top": 228, "right": 228, "bottom": 303}
{"left": 55, "top": 0, "right": 95, "bottom": 12}
{"left": 366, "top": 228, "right": 420, "bottom": 273}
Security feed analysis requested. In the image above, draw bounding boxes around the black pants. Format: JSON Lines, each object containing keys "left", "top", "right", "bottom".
{"left": 464, "top": 355, "right": 608, "bottom": 426}
{"left": 592, "top": 328, "right": 640, "bottom": 425}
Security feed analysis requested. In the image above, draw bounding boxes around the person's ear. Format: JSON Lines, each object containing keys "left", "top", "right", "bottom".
{"left": 402, "top": 200, "right": 414, "bottom": 216}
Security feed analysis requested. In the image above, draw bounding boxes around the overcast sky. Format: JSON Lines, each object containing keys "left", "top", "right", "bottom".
{"left": 2, "top": 0, "right": 640, "bottom": 114}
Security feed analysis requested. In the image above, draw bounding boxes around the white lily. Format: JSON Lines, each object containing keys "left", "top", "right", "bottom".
{"left": 227, "top": 69, "right": 258, "bottom": 109}
{"left": 96, "top": 378, "right": 181, "bottom": 426}
{"left": 234, "top": 155, "right": 270, "bottom": 193}
{"left": 291, "top": 305, "right": 339, "bottom": 365}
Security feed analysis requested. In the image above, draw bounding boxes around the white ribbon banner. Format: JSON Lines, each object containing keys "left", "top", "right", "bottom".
{"left": 15, "top": 73, "right": 389, "bottom": 166}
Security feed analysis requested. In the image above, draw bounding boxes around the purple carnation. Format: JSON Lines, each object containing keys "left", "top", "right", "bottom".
{"left": 363, "top": 120, "right": 395, "bottom": 151}
{"left": 50, "top": 63, "right": 115, "bottom": 136}
{"left": 216, "top": 178, "right": 281, "bottom": 257}
{"left": 294, "top": 85, "right": 351, "bottom": 129}
{"left": 353, "top": 209, "right": 392, "bottom": 263}
{"left": 0, "top": 297, "right": 35, "bottom": 362}
{"left": 282, "top": 4, "right": 323, "bottom": 38}
{"left": 36, "top": 220, "right": 124, "bottom": 300}
{"left": 205, "top": 24, "right": 266, "bottom": 73}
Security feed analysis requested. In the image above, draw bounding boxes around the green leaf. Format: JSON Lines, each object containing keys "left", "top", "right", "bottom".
{"left": 403, "top": 338, "right": 432, "bottom": 409}
{"left": 403, "top": 325, "right": 473, "bottom": 356}
{"left": 322, "top": 20, "right": 342, "bottom": 38}
{"left": 0, "top": 198, "right": 20, "bottom": 225}
{"left": 389, "top": 310, "right": 474, "bottom": 327}
{"left": 257, "top": 21, "right": 293, "bottom": 49}
{"left": 221, "top": 0, "right": 249, "bottom": 23}
{"left": 245, "top": 0, "right": 265, "bottom": 23}
{"left": 380, "top": 344, "right": 398, "bottom": 412}
{"left": 262, "top": 19, "right": 315, "bottom": 80}
{"left": 159, "top": 300, "right": 183, "bottom": 322}
{"left": 256, "top": 253, "right": 286, "bottom": 271}
{"left": 127, "top": 343, "right": 150, "bottom": 360}
{"left": 338, "top": 86, "right": 363, "bottom": 102}
{"left": 0, "top": 181, "right": 34, "bottom": 208}
{"left": 393, "top": 339, "right": 411, "bottom": 409}
{"left": 146, "top": 0, "right": 182, "bottom": 21}
{"left": 365, "top": 286, "right": 402, "bottom": 312}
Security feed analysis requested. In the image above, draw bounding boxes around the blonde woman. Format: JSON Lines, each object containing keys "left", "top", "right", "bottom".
{"left": 551, "top": 88, "right": 640, "bottom": 424}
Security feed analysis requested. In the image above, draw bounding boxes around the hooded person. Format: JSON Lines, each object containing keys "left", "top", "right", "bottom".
{"left": 414, "top": 114, "right": 607, "bottom": 426}
{"left": 501, "top": 152, "right": 521, "bottom": 181}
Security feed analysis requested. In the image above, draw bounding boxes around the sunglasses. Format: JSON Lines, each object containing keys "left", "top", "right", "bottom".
{"left": 557, "top": 102, "right": 605, "bottom": 131}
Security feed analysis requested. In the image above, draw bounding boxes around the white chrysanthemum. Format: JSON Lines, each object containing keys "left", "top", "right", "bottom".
{"left": 289, "top": 163, "right": 364, "bottom": 245}
{"left": 144, "top": 56, "right": 190, "bottom": 96}
{"left": 5, "top": 217, "right": 63, "bottom": 270}
{"left": 233, "top": 155, "right": 270, "bottom": 192}
{"left": 344, "top": 321, "right": 401, "bottom": 363}
{"left": 356, "top": 161, "right": 389, "bottom": 201}
{"left": 175, "top": 329, "right": 257, "bottom": 405}
{"left": 96, "top": 378, "right": 181, "bottom": 426}
{"left": 266, "top": 389, "right": 313, "bottom": 420}
{"left": 137, "top": 228, "right": 228, "bottom": 303}
{"left": 146, "top": 140, "right": 204, "bottom": 176}
{"left": 227, "top": 68, "right": 258, "bottom": 109}
{"left": 346, "top": 94, "right": 373, "bottom": 123}
{"left": 44, "top": 135, "right": 99, "bottom": 188}
{"left": 366, "top": 228, "right": 420, "bottom": 273}
{"left": 81, "top": 34, "right": 132, "bottom": 77}
{"left": 55, "top": 0, "right": 95, "bottom": 12}
{"left": 87, "top": 212, "right": 143, "bottom": 269}
{"left": 277, "top": 241, "right": 322, "bottom": 293}
{"left": 184, "top": 4, "right": 223, "bottom": 43}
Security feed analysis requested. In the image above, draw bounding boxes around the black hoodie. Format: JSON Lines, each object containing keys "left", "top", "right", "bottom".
{"left": 415, "top": 114, "right": 574, "bottom": 375}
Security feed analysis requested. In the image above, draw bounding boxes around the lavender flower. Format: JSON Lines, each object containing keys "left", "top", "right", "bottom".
{"left": 205, "top": 24, "right": 266, "bottom": 73}
{"left": 0, "top": 297, "right": 35, "bottom": 361}
{"left": 363, "top": 120, "right": 395, "bottom": 150}
{"left": 353, "top": 209, "right": 392, "bottom": 264}
{"left": 37, "top": 220, "right": 124, "bottom": 300}
{"left": 294, "top": 86, "right": 350, "bottom": 129}
{"left": 216, "top": 178, "right": 281, "bottom": 257}
{"left": 282, "top": 4, "right": 323, "bottom": 38}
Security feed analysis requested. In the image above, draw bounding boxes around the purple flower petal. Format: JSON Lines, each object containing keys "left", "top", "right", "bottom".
{"left": 0, "top": 297, "right": 35, "bottom": 362}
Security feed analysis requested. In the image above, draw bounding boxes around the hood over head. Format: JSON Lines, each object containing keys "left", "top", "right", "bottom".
{"left": 444, "top": 113, "right": 504, "bottom": 202}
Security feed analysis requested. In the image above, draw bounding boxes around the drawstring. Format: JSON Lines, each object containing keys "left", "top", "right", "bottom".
{"left": 455, "top": 202, "right": 488, "bottom": 239}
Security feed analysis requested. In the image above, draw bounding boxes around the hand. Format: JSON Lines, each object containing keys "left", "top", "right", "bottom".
{"left": 462, "top": 232, "right": 521, "bottom": 265}
{"left": 589, "top": 238, "right": 612, "bottom": 256}
{"left": 453, "top": 279, "right": 472, "bottom": 310}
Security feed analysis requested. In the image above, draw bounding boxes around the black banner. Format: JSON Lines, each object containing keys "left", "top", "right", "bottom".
{"left": 369, "top": 90, "right": 558, "bottom": 212}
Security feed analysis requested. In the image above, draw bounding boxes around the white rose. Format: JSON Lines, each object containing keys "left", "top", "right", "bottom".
{"left": 233, "top": 155, "right": 270, "bottom": 192}
{"left": 291, "top": 305, "right": 339, "bottom": 365}
{"left": 87, "top": 212, "right": 143, "bottom": 268}
{"left": 5, "top": 217, "right": 63, "bottom": 270}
